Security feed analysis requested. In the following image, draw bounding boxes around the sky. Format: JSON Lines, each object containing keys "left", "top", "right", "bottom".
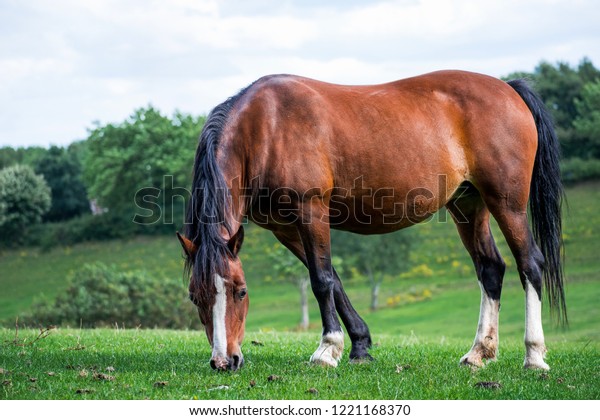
{"left": 1, "top": 0, "right": 599, "bottom": 148}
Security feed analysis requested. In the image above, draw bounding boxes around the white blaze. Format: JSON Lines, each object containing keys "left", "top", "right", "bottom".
{"left": 212, "top": 274, "right": 228, "bottom": 359}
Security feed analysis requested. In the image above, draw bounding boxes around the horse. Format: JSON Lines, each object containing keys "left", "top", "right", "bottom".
{"left": 177, "top": 70, "right": 566, "bottom": 372}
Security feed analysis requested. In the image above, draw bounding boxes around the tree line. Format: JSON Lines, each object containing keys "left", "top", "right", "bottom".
{"left": 0, "top": 107, "right": 205, "bottom": 247}
{"left": 504, "top": 58, "right": 600, "bottom": 183}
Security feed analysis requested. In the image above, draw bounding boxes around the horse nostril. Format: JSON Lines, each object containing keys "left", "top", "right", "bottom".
{"left": 231, "top": 354, "right": 243, "bottom": 371}
{"left": 210, "top": 358, "right": 228, "bottom": 371}
{"left": 211, "top": 356, "right": 242, "bottom": 371}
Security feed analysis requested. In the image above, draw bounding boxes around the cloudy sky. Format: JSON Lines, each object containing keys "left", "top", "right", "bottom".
{"left": 1, "top": 0, "right": 599, "bottom": 148}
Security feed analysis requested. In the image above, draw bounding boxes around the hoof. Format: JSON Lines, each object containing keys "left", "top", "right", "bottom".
{"left": 524, "top": 359, "right": 550, "bottom": 371}
{"left": 310, "top": 352, "right": 339, "bottom": 367}
{"left": 524, "top": 352, "right": 549, "bottom": 370}
{"left": 349, "top": 336, "right": 372, "bottom": 361}
{"left": 460, "top": 341, "right": 497, "bottom": 369}
{"left": 460, "top": 354, "right": 484, "bottom": 369}
{"left": 460, "top": 352, "right": 496, "bottom": 369}
{"left": 349, "top": 353, "right": 374, "bottom": 364}
{"left": 524, "top": 344, "right": 549, "bottom": 370}
{"left": 310, "top": 331, "right": 344, "bottom": 368}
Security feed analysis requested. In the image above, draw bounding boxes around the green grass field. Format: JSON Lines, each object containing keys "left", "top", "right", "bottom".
{"left": 0, "top": 182, "right": 598, "bottom": 399}
{"left": 1, "top": 328, "right": 598, "bottom": 400}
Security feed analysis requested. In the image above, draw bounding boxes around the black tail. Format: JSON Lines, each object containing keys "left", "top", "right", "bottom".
{"left": 508, "top": 79, "right": 567, "bottom": 326}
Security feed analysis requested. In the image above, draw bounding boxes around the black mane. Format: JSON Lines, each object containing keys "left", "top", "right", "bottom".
{"left": 184, "top": 83, "right": 255, "bottom": 290}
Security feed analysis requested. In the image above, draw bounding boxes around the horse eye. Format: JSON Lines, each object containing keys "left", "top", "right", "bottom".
{"left": 238, "top": 288, "right": 247, "bottom": 300}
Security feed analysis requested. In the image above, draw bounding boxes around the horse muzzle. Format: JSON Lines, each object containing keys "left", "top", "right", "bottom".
{"left": 210, "top": 353, "right": 244, "bottom": 371}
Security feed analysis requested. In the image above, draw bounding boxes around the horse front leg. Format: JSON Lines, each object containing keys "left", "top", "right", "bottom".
{"left": 306, "top": 255, "right": 344, "bottom": 367}
{"left": 332, "top": 267, "right": 373, "bottom": 362}
{"left": 272, "top": 230, "right": 372, "bottom": 364}
{"left": 296, "top": 210, "right": 344, "bottom": 367}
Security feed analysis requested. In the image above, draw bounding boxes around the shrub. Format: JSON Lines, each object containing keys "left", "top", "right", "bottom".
{"left": 0, "top": 165, "right": 51, "bottom": 244}
{"left": 24, "top": 210, "right": 177, "bottom": 251}
{"left": 560, "top": 158, "right": 600, "bottom": 184}
{"left": 20, "top": 263, "right": 198, "bottom": 329}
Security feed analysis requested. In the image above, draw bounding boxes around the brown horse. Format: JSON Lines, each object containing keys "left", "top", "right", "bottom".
{"left": 177, "top": 70, "right": 566, "bottom": 371}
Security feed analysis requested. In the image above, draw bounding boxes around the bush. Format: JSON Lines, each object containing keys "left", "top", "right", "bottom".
{"left": 560, "top": 158, "right": 600, "bottom": 184}
{"left": 22, "top": 210, "right": 179, "bottom": 251}
{"left": 0, "top": 165, "right": 51, "bottom": 244}
{"left": 20, "top": 263, "right": 199, "bottom": 329}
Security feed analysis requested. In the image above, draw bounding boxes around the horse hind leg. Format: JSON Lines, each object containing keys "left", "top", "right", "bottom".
{"left": 485, "top": 202, "right": 550, "bottom": 370}
{"left": 447, "top": 187, "right": 506, "bottom": 368}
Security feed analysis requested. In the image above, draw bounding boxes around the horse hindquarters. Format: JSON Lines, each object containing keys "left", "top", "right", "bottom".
{"left": 484, "top": 80, "right": 565, "bottom": 370}
{"left": 455, "top": 80, "right": 563, "bottom": 370}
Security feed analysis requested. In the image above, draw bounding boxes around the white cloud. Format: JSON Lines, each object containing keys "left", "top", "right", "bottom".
{"left": 338, "top": 0, "right": 485, "bottom": 39}
{"left": 1, "top": 0, "right": 599, "bottom": 147}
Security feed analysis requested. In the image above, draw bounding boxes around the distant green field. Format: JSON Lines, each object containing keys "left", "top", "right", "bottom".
{"left": 0, "top": 328, "right": 598, "bottom": 400}
{"left": 0, "top": 182, "right": 598, "bottom": 345}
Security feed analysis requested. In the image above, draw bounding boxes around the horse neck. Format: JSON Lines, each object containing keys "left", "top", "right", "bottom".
{"left": 218, "top": 154, "right": 248, "bottom": 237}
{"left": 223, "top": 186, "right": 245, "bottom": 238}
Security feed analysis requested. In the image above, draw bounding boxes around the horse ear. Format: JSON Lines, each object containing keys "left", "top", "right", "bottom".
{"left": 227, "top": 226, "right": 244, "bottom": 256}
{"left": 176, "top": 232, "right": 197, "bottom": 258}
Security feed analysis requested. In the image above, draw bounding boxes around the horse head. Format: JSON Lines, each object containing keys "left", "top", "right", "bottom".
{"left": 177, "top": 227, "right": 248, "bottom": 371}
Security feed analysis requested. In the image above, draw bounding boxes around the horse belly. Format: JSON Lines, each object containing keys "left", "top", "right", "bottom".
{"left": 328, "top": 175, "right": 455, "bottom": 234}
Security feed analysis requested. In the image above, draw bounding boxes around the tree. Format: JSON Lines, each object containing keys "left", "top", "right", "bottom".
{"left": 34, "top": 146, "right": 89, "bottom": 222}
{"left": 574, "top": 80, "right": 600, "bottom": 159}
{"left": 504, "top": 58, "right": 600, "bottom": 159}
{"left": 0, "top": 147, "right": 19, "bottom": 170}
{"left": 332, "top": 230, "right": 414, "bottom": 311}
{"left": 0, "top": 165, "right": 51, "bottom": 241}
{"left": 82, "top": 107, "right": 204, "bottom": 228}
{"left": 577, "top": 57, "right": 600, "bottom": 85}
{"left": 266, "top": 242, "right": 311, "bottom": 329}
{"left": 0, "top": 146, "right": 48, "bottom": 170}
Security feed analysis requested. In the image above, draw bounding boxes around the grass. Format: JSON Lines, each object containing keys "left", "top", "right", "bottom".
{"left": 1, "top": 328, "right": 598, "bottom": 400}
